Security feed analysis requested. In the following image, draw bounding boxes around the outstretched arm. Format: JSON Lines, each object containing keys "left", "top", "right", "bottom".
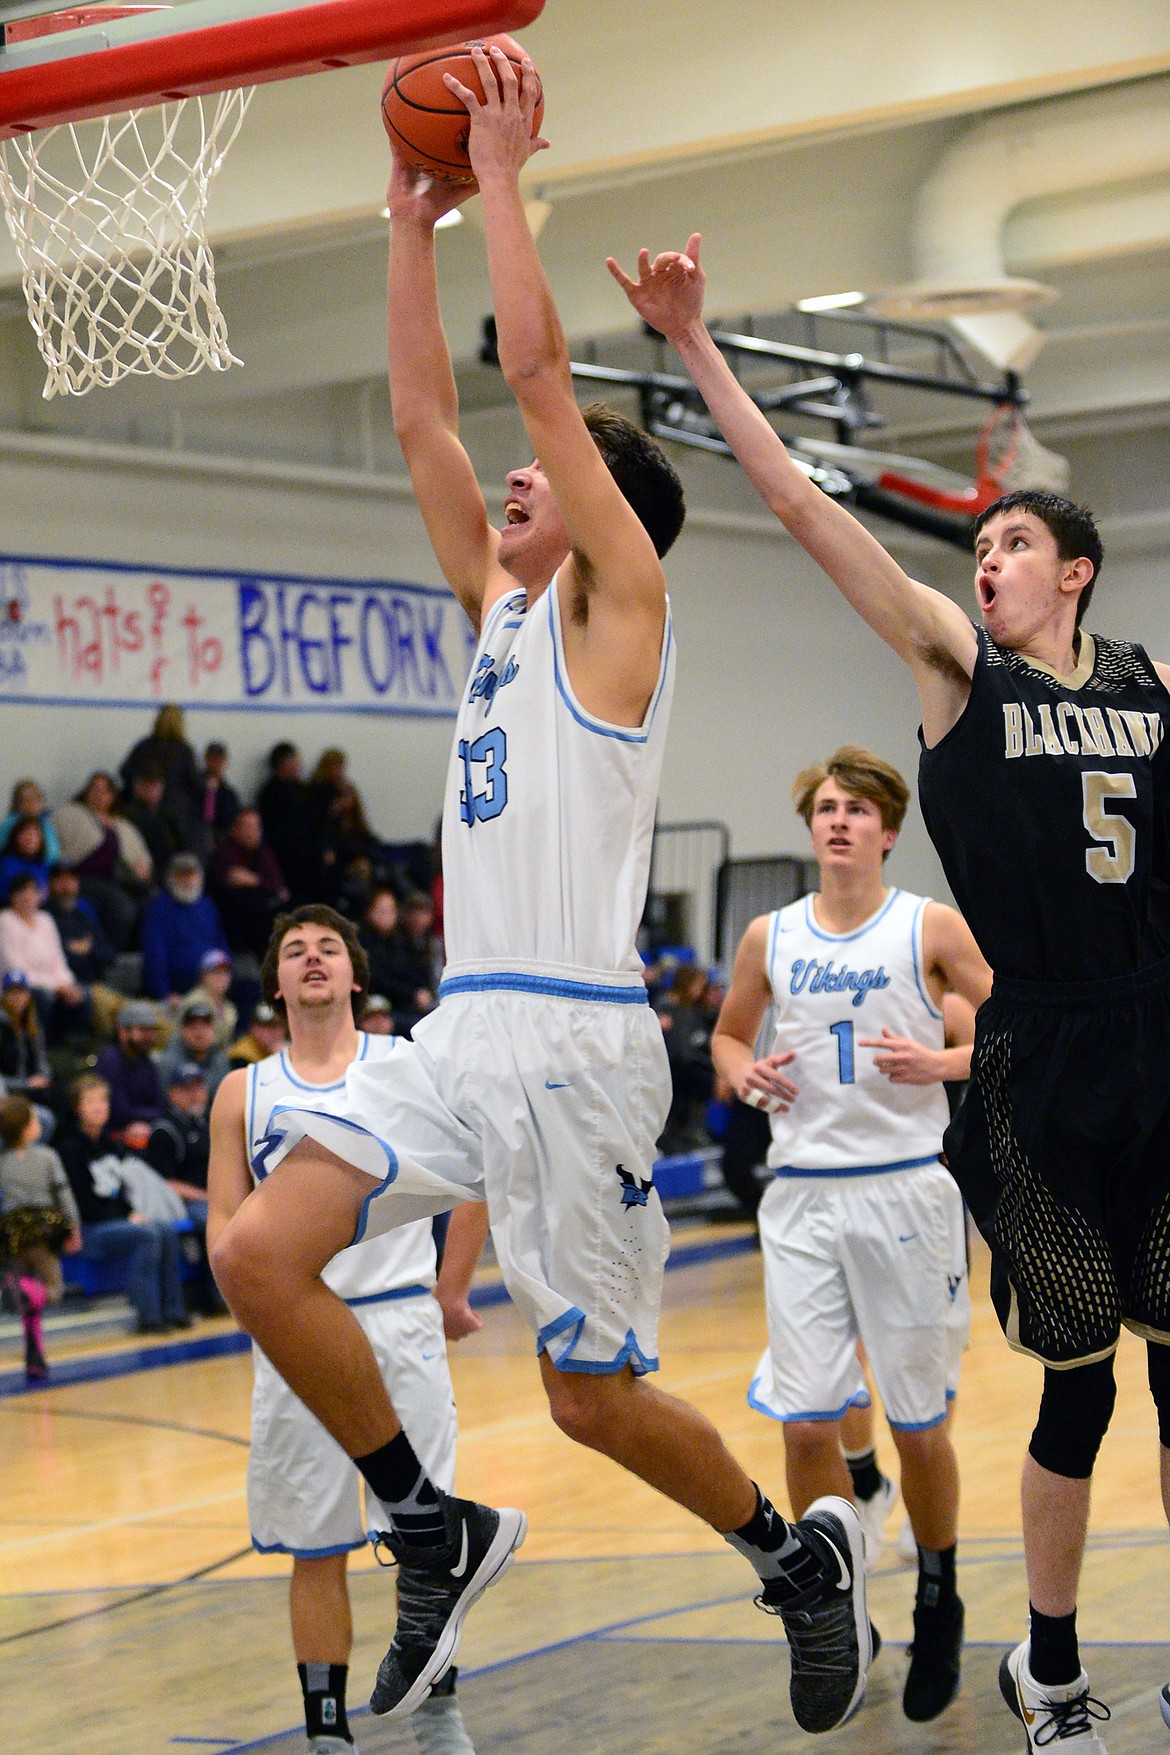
{"left": 386, "top": 154, "right": 509, "bottom": 628}
{"left": 607, "top": 236, "right": 980, "bottom": 741}
{"left": 449, "top": 48, "right": 667, "bottom": 725}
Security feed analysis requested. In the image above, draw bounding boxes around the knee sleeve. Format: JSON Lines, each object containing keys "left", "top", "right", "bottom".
{"left": 1027, "top": 1356, "right": 1116, "bottom": 1479}
{"left": 1147, "top": 1343, "right": 1170, "bottom": 1448}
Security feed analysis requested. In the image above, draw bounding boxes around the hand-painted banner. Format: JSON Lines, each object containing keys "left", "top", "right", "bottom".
{"left": 0, "top": 553, "right": 478, "bottom": 716}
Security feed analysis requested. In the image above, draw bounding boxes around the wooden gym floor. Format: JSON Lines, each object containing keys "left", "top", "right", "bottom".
{"left": 2, "top": 1229, "right": 1168, "bottom": 1753}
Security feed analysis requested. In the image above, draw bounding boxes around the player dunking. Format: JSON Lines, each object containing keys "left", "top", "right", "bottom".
{"left": 609, "top": 231, "right": 1170, "bottom": 1750}
{"left": 207, "top": 906, "right": 484, "bottom": 1755}
{"left": 712, "top": 746, "right": 991, "bottom": 1723}
{"left": 212, "top": 53, "right": 872, "bottom": 1738}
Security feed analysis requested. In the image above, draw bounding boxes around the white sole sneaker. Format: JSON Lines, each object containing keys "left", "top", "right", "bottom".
{"left": 856, "top": 1474, "right": 898, "bottom": 1573}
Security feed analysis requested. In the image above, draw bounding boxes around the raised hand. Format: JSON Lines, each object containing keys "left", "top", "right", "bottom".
{"left": 384, "top": 145, "right": 476, "bottom": 228}
{"left": 606, "top": 232, "right": 706, "bottom": 342}
{"left": 443, "top": 45, "right": 549, "bottom": 184}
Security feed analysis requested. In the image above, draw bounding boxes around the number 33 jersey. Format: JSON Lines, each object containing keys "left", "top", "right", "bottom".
{"left": 919, "top": 628, "right": 1170, "bottom": 982}
{"left": 441, "top": 573, "right": 674, "bottom": 979}
{"left": 762, "top": 889, "right": 949, "bottom": 1175}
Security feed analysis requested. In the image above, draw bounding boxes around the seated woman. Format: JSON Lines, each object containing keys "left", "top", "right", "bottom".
{"left": 0, "top": 970, "right": 53, "bottom": 1100}
{"left": 0, "top": 873, "right": 89, "bottom": 1041}
{"left": 54, "top": 1073, "right": 191, "bottom": 1335}
{"left": 0, "top": 779, "right": 61, "bottom": 870}
{"left": 52, "top": 771, "right": 153, "bottom": 951}
{"left": 0, "top": 816, "right": 51, "bottom": 903}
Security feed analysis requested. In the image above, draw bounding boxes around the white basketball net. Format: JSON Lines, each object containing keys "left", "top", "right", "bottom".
{"left": 0, "top": 86, "right": 253, "bottom": 399}
{"left": 982, "top": 403, "right": 1071, "bottom": 497}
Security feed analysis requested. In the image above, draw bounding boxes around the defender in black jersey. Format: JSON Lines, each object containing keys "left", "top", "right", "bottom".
{"left": 611, "top": 232, "right": 1166, "bottom": 1748}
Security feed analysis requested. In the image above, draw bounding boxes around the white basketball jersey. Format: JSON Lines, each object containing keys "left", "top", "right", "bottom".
{"left": 245, "top": 1035, "right": 436, "bottom": 1302}
{"left": 441, "top": 574, "right": 674, "bottom": 979}
{"left": 763, "top": 888, "right": 949, "bottom": 1173}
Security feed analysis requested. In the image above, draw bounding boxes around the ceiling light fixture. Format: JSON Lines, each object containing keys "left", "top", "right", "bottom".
{"left": 795, "top": 291, "right": 867, "bottom": 313}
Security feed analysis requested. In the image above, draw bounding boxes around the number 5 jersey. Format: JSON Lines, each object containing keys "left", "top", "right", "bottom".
{"left": 918, "top": 628, "right": 1170, "bottom": 982}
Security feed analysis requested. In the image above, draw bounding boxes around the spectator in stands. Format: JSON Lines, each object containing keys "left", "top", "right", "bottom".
{"left": 141, "top": 853, "right": 228, "bottom": 1005}
{"left": 56, "top": 1072, "right": 189, "bottom": 1334}
{"left": 0, "top": 1096, "right": 81, "bottom": 1381}
{"left": 655, "top": 962, "right": 718, "bottom": 1153}
{"left": 154, "top": 996, "right": 229, "bottom": 1102}
{"left": 227, "top": 999, "right": 287, "bottom": 1068}
{"left": 94, "top": 1000, "right": 165, "bottom": 1139}
{"left": 181, "top": 948, "right": 237, "bottom": 1047}
{"left": 45, "top": 864, "right": 123, "bottom": 1039}
{"left": 120, "top": 703, "right": 203, "bottom": 852}
{"left": 145, "top": 1062, "right": 221, "bottom": 1314}
{"left": 0, "top": 1095, "right": 81, "bottom": 1305}
{"left": 361, "top": 993, "right": 394, "bottom": 1036}
{"left": 0, "top": 780, "right": 61, "bottom": 869}
{"left": 118, "top": 763, "right": 180, "bottom": 878}
{"left": 359, "top": 888, "right": 419, "bottom": 1028}
{"left": 256, "top": 741, "right": 317, "bottom": 903}
{"left": 398, "top": 888, "right": 439, "bottom": 1013}
{"left": 0, "top": 816, "right": 51, "bottom": 903}
{"left": 0, "top": 872, "right": 89, "bottom": 1040}
{"left": 53, "top": 771, "right": 152, "bottom": 950}
{"left": 196, "top": 741, "right": 241, "bottom": 854}
{"left": 208, "top": 808, "right": 289, "bottom": 960}
{"left": 0, "top": 971, "right": 52, "bottom": 1099}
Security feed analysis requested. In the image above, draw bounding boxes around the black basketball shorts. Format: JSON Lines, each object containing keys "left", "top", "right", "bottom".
{"left": 946, "top": 957, "right": 1170, "bottom": 1366}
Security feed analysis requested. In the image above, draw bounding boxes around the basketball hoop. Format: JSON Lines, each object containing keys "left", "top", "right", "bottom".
{"left": 976, "top": 402, "right": 1071, "bottom": 499}
{"left": 0, "top": 0, "right": 545, "bottom": 397}
{"left": 0, "top": 64, "right": 252, "bottom": 397}
{"left": 872, "top": 403, "right": 1071, "bottom": 519}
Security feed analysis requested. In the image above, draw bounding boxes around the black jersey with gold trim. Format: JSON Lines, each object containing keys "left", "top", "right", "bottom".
{"left": 918, "top": 628, "right": 1170, "bottom": 982}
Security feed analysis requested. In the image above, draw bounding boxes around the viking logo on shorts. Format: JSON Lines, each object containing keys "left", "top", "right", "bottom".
{"left": 616, "top": 1165, "right": 653, "bottom": 1208}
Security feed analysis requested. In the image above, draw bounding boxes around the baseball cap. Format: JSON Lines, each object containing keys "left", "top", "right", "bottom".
{"left": 117, "top": 999, "right": 158, "bottom": 1029}
{"left": 364, "top": 994, "right": 391, "bottom": 1016}
{"left": 252, "top": 1002, "right": 279, "bottom": 1026}
{"left": 167, "top": 1060, "right": 208, "bottom": 1088}
{"left": 200, "top": 949, "right": 232, "bottom": 971}
{"left": 1, "top": 969, "right": 29, "bottom": 991}
{"left": 180, "top": 997, "right": 215, "bottom": 1022}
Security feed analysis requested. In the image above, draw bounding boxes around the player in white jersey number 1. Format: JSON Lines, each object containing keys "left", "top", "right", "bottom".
{"left": 207, "top": 907, "right": 485, "bottom": 1755}
{"left": 713, "top": 747, "right": 991, "bottom": 1724}
{"left": 212, "top": 49, "right": 873, "bottom": 1739}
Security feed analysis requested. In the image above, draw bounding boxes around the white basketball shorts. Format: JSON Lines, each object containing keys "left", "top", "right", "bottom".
{"left": 748, "top": 1160, "right": 971, "bottom": 1431}
{"left": 248, "top": 1291, "right": 456, "bottom": 1556}
{"left": 266, "top": 971, "right": 672, "bottom": 1375}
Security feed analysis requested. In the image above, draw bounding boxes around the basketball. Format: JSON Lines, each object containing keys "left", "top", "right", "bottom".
{"left": 381, "top": 35, "right": 544, "bottom": 184}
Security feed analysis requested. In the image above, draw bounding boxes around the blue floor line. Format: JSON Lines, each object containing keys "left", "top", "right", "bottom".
{"left": 0, "top": 1230, "right": 756, "bottom": 1400}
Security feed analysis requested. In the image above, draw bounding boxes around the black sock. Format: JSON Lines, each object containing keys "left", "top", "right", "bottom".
{"left": 354, "top": 1430, "right": 446, "bottom": 1547}
{"left": 723, "top": 1486, "right": 822, "bottom": 1594}
{"left": 843, "top": 1445, "right": 883, "bottom": 1502}
{"left": 915, "top": 1542, "right": 958, "bottom": 1609}
{"left": 1028, "top": 1605, "right": 1080, "bottom": 1686}
{"left": 298, "top": 1662, "right": 352, "bottom": 1743}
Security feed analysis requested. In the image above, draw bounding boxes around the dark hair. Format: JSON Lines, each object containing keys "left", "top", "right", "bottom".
{"left": 260, "top": 904, "right": 369, "bottom": 1024}
{"left": 974, "top": 490, "right": 1103, "bottom": 628}
{"left": 0, "top": 1094, "right": 33, "bottom": 1150}
{"left": 4, "top": 815, "right": 46, "bottom": 858}
{"left": 267, "top": 741, "right": 299, "bottom": 772}
{"left": 582, "top": 403, "right": 686, "bottom": 559}
{"left": 6, "top": 871, "right": 41, "bottom": 899}
{"left": 9, "top": 779, "right": 42, "bottom": 812}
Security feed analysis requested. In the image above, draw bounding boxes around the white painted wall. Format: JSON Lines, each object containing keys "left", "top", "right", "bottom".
{"left": 1, "top": 432, "right": 1167, "bottom": 911}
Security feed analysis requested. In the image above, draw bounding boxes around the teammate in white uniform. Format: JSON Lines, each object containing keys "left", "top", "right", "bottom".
{"left": 208, "top": 908, "right": 483, "bottom": 1755}
{"left": 212, "top": 52, "right": 874, "bottom": 1740}
{"left": 713, "top": 747, "right": 991, "bottom": 1724}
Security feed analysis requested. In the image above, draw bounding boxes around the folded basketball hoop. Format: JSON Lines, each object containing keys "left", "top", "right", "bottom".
{"left": 0, "top": 0, "right": 544, "bottom": 396}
